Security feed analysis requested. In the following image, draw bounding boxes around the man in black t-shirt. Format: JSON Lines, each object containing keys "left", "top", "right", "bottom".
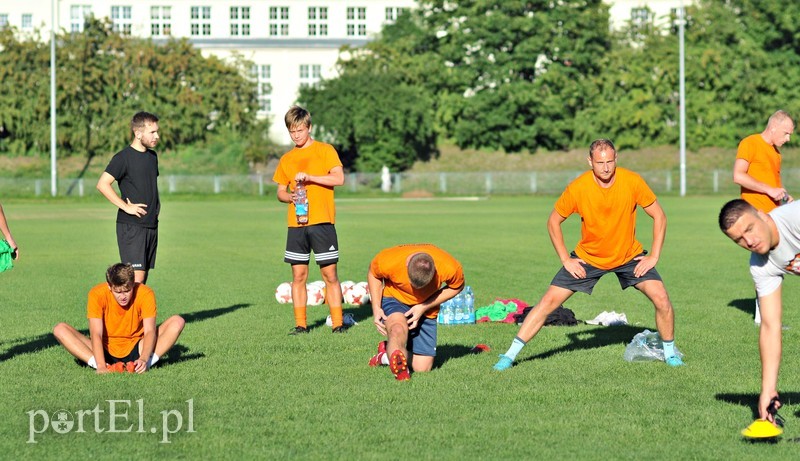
{"left": 97, "top": 112, "right": 161, "bottom": 284}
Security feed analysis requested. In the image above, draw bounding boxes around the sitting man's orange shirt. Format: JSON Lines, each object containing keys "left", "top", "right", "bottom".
{"left": 370, "top": 244, "right": 464, "bottom": 319}
{"left": 554, "top": 167, "right": 657, "bottom": 270}
{"left": 87, "top": 283, "right": 156, "bottom": 358}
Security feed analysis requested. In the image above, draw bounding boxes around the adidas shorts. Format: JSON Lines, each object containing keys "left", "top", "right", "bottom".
{"left": 550, "top": 251, "right": 663, "bottom": 295}
{"left": 284, "top": 224, "right": 339, "bottom": 266}
{"left": 381, "top": 297, "right": 437, "bottom": 357}
{"left": 116, "top": 223, "right": 158, "bottom": 271}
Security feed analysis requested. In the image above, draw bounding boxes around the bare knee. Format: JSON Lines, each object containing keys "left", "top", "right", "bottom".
{"left": 167, "top": 315, "right": 186, "bottom": 332}
{"left": 53, "top": 322, "right": 70, "bottom": 339}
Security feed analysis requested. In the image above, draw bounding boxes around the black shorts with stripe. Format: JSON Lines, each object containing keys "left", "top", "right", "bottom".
{"left": 284, "top": 223, "right": 339, "bottom": 266}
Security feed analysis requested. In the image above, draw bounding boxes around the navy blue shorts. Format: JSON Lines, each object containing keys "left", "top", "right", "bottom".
{"left": 381, "top": 297, "right": 437, "bottom": 357}
{"left": 550, "top": 251, "right": 663, "bottom": 295}
{"left": 116, "top": 223, "right": 158, "bottom": 271}
{"left": 284, "top": 224, "right": 339, "bottom": 266}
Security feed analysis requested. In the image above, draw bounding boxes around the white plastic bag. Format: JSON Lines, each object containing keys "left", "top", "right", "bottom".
{"left": 623, "top": 329, "right": 683, "bottom": 362}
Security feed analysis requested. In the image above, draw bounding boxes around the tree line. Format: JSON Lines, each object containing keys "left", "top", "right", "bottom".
{"left": 2, "top": 2, "right": 800, "bottom": 174}
{"left": 0, "top": 17, "right": 270, "bottom": 172}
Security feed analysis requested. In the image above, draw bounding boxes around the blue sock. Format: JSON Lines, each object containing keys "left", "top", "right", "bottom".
{"left": 662, "top": 340, "right": 676, "bottom": 359}
{"left": 504, "top": 336, "right": 527, "bottom": 361}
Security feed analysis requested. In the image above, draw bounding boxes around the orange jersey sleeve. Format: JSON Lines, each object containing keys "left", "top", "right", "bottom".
{"left": 370, "top": 244, "right": 464, "bottom": 319}
{"left": 87, "top": 283, "right": 157, "bottom": 358}
{"left": 554, "top": 168, "right": 656, "bottom": 270}
{"left": 736, "top": 134, "right": 782, "bottom": 212}
{"left": 272, "top": 141, "right": 343, "bottom": 227}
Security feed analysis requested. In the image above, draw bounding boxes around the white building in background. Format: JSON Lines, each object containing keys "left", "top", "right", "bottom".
{"left": 1, "top": 1, "right": 688, "bottom": 142}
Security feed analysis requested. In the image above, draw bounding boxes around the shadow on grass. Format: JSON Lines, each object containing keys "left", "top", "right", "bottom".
{"left": 519, "top": 324, "right": 646, "bottom": 364}
{"left": 0, "top": 303, "right": 252, "bottom": 364}
{"left": 728, "top": 298, "right": 756, "bottom": 318}
{"left": 715, "top": 392, "right": 800, "bottom": 420}
{"left": 435, "top": 344, "right": 479, "bottom": 369}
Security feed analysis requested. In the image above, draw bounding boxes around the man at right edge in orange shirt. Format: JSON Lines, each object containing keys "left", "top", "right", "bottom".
{"left": 733, "top": 110, "right": 795, "bottom": 325}
{"left": 493, "top": 139, "right": 683, "bottom": 371}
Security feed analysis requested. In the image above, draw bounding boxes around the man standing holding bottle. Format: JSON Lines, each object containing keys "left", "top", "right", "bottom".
{"left": 273, "top": 105, "right": 346, "bottom": 334}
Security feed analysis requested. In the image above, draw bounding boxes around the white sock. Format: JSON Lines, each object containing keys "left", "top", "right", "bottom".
{"left": 380, "top": 353, "right": 389, "bottom": 366}
{"left": 147, "top": 353, "right": 160, "bottom": 367}
{"left": 87, "top": 356, "right": 97, "bottom": 369}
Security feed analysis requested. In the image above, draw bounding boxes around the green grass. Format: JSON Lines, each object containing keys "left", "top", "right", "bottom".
{"left": 1, "top": 196, "right": 799, "bottom": 460}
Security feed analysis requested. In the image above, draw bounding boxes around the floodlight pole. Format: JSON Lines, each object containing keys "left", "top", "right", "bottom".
{"left": 678, "top": 1, "right": 686, "bottom": 196}
{"left": 50, "top": 0, "right": 57, "bottom": 196}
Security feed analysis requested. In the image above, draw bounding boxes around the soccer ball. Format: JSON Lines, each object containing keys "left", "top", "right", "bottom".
{"left": 275, "top": 282, "right": 292, "bottom": 304}
{"left": 306, "top": 283, "right": 326, "bottom": 306}
{"left": 340, "top": 281, "right": 355, "bottom": 302}
{"left": 347, "top": 282, "right": 370, "bottom": 305}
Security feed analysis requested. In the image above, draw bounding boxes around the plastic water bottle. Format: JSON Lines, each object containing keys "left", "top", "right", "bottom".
{"left": 294, "top": 181, "right": 308, "bottom": 225}
{"left": 454, "top": 296, "right": 464, "bottom": 323}
{"left": 445, "top": 300, "right": 456, "bottom": 324}
{"left": 464, "top": 286, "right": 475, "bottom": 324}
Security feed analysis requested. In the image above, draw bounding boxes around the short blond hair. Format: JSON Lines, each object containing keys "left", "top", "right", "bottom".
{"left": 285, "top": 105, "right": 311, "bottom": 130}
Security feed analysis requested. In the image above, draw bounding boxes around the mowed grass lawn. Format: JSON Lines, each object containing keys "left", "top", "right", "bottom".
{"left": 1, "top": 195, "right": 798, "bottom": 460}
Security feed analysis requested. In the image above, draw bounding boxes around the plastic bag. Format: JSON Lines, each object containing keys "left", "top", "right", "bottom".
{"left": 623, "top": 329, "right": 683, "bottom": 362}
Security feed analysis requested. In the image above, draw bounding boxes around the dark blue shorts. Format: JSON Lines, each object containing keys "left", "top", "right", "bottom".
{"left": 550, "top": 251, "right": 663, "bottom": 295}
{"left": 381, "top": 297, "right": 437, "bottom": 357}
{"left": 284, "top": 224, "right": 339, "bottom": 266}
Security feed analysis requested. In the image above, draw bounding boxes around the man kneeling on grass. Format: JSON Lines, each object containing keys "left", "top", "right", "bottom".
{"left": 53, "top": 263, "right": 185, "bottom": 374}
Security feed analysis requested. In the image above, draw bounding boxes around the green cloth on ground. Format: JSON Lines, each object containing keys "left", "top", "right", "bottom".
{"left": 0, "top": 239, "right": 14, "bottom": 273}
{"left": 475, "top": 301, "right": 518, "bottom": 322}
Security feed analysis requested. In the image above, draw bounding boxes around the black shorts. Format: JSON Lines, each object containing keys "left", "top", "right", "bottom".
{"left": 104, "top": 340, "right": 141, "bottom": 364}
{"left": 116, "top": 223, "right": 158, "bottom": 271}
{"left": 550, "top": 251, "right": 663, "bottom": 295}
{"left": 284, "top": 224, "right": 339, "bottom": 266}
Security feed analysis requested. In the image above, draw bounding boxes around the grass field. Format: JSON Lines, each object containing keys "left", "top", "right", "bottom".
{"left": 1, "top": 195, "right": 798, "bottom": 460}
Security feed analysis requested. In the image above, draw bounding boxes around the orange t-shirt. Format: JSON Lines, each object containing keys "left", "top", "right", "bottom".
{"left": 369, "top": 244, "right": 465, "bottom": 319}
{"left": 736, "top": 133, "right": 782, "bottom": 212}
{"left": 86, "top": 282, "right": 156, "bottom": 358}
{"left": 554, "top": 168, "right": 657, "bottom": 270}
{"left": 272, "top": 140, "right": 343, "bottom": 227}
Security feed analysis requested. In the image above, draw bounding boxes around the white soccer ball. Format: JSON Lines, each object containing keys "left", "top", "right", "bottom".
{"left": 340, "top": 281, "right": 355, "bottom": 302}
{"left": 306, "top": 283, "right": 326, "bottom": 306}
{"left": 275, "top": 282, "right": 292, "bottom": 304}
{"left": 347, "top": 282, "right": 370, "bottom": 306}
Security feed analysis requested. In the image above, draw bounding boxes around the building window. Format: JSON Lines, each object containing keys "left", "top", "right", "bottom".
{"left": 630, "top": 7, "right": 651, "bottom": 39}
{"left": 230, "top": 6, "right": 250, "bottom": 36}
{"left": 308, "top": 6, "right": 328, "bottom": 37}
{"left": 150, "top": 6, "right": 171, "bottom": 36}
{"left": 22, "top": 14, "right": 33, "bottom": 29}
{"left": 252, "top": 64, "right": 272, "bottom": 113}
{"left": 0, "top": 14, "right": 7, "bottom": 30}
{"left": 190, "top": 6, "right": 211, "bottom": 36}
{"left": 299, "top": 64, "right": 322, "bottom": 88}
{"left": 111, "top": 6, "right": 132, "bottom": 35}
{"left": 70, "top": 5, "right": 92, "bottom": 33}
{"left": 269, "top": 6, "right": 289, "bottom": 36}
{"left": 385, "top": 7, "right": 407, "bottom": 21}
{"left": 346, "top": 7, "right": 367, "bottom": 36}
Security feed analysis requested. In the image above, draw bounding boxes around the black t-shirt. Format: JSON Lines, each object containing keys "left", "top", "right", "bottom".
{"left": 104, "top": 145, "right": 160, "bottom": 228}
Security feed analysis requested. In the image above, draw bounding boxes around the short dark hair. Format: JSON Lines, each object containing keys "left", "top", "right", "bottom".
{"left": 131, "top": 111, "right": 159, "bottom": 136}
{"left": 589, "top": 139, "right": 616, "bottom": 159}
{"left": 719, "top": 199, "right": 756, "bottom": 232}
{"left": 408, "top": 253, "right": 435, "bottom": 289}
{"left": 106, "top": 263, "right": 135, "bottom": 288}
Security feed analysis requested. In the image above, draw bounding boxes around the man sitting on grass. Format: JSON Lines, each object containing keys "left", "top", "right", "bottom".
{"left": 53, "top": 263, "right": 185, "bottom": 374}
